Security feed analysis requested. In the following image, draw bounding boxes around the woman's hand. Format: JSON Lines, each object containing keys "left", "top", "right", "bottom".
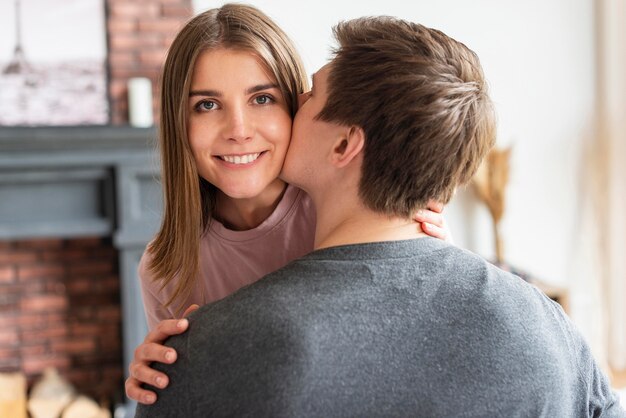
{"left": 414, "top": 201, "right": 454, "bottom": 243}
{"left": 125, "top": 304, "right": 200, "bottom": 404}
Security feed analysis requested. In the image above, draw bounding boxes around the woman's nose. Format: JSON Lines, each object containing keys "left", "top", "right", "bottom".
{"left": 223, "top": 106, "right": 252, "bottom": 142}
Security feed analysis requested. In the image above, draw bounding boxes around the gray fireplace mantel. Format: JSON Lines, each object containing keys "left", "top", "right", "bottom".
{"left": 0, "top": 126, "right": 161, "bottom": 416}
{"left": 0, "top": 126, "right": 161, "bottom": 243}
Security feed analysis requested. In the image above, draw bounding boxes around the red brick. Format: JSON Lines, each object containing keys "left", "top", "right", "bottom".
{"left": 0, "top": 294, "right": 19, "bottom": 312}
{"left": 16, "top": 239, "right": 63, "bottom": 250}
{"left": 21, "top": 345, "right": 49, "bottom": 357}
{"left": 22, "top": 355, "right": 70, "bottom": 374}
{"left": 70, "top": 307, "right": 96, "bottom": 321}
{"left": 95, "top": 245, "right": 119, "bottom": 259}
{"left": 110, "top": 33, "right": 161, "bottom": 51}
{"left": 17, "top": 314, "right": 47, "bottom": 328}
{"left": 109, "top": 2, "right": 159, "bottom": 18}
{"left": 162, "top": 4, "right": 193, "bottom": 17}
{"left": 0, "top": 251, "right": 38, "bottom": 263}
{"left": 138, "top": 18, "right": 184, "bottom": 34}
{"left": 21, "top": 284, "right": 49, "bottom": 297}
{"left": 110, "top": 66, "right": 141, "bottom": 79}
{"left": 97, "top": 306, "right": 122, "bottom": 322}
{"left": 100, "top": 335, "right": 121, "bottom": 353}
{"left": 68, "top": 237, "right": 104, "bottom": 248}
{"left": 0, "top": 358, "right": 20, "bottom": 370}
{"left": 17, "top": 264, "right": 65, "bottom": 281}
{"left": 70, "top": 294, "right": 118, "bottom": 309}
{"left": 0, "top": 347, "right": 19, "bottom": 359}
{"left": 108, "top": 18, "right": 137, "bottom": 33}
{"left": 45, "top": 282, "right": 67, "bottom": 294}
{"left": 0, "top": 241, "right": 13, "bottom": 251}
{"left": 21, "top": 326, "right": 68, "bottom": 343}
{"left": 66, "top": 278, "right": 93, "bottom": 294}
{"left": 51, "top": 338, "right": 96, "bottom": 354}
{"left": 109, "top": 78, "right": 129, "bottom": 98}
{"left": 0, "top": 313, "right": 17, "bottom": 328}
{"left": 66, "top": 369, "right": 101, "bottom": 388}
{"left": 0, "top": 329, "right": 19, "bottom": 345}
{"left": 0, "top": 266, "right": 16, "bottom": 283}
{"left": 73, "top": 354, "right": 103, "bottom": 367}
{"left": 158, "top": 0, "right": 191, "bottom": 4}
{"left": 110, "top": 112, "right": 126, "bottom": 125}
{"left": 139, "top": 50, "right": 167, "bottom": 68}
{"left": 68, "top": 262, "right": 114, "bottom": 276}
{"left": 102, "top": 367, "right": 124, "bottom": 382}
{"left": 108, "top": 51, "right": 137, "bottom": 69}
{"left": 20, "top": 295, "right": 68, "bottom": 312}
{"left": 99, "top": 276, "right": 120, "bottom": 293}
{"left": 162, "top": 33, "right": 177, "bottom": 48}
{"left": 70, "top": 323, "right": 101, "bottom": 337}
{"left": 18, "top": 313, "right": 66, "bottom": 329}
{"left": 41, "top": 249, "right": 88, "bottom": 262}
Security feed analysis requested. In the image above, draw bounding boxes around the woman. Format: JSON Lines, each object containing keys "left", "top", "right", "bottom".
{"left": 126, "top": 3, "right": 449, "bottom": 405}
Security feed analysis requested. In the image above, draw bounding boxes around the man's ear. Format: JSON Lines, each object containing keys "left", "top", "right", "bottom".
{"left": 331, "top": 126, "right": 364, "bottom": 168}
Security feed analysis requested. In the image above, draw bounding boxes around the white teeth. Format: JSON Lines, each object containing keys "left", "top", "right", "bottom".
{"left": 221, "top": 153, "right": 261, "bottom": 164}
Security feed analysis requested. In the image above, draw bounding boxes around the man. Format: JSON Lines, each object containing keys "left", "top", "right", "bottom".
{"left": 136, "top": 17, "right": 624, "bottom": 417}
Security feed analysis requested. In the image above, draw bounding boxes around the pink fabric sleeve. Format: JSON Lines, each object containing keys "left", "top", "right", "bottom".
{"left": 137, "top": 249, "right": 173, "bottom": 331}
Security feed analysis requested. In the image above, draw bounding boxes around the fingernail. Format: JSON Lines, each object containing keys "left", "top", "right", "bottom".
{"left": 155, "top": 376, "right": 164, "bottom": 387}
{"left": 416, "top": 210, "right": 423, "bottom": 217}
{"left": 145, "top": 394, "right": 155, "bottom": 404}
{"left": 165, "top": 351, "right": 175, "bottom": 362}
{"left": 177, "top": 319, "right": 188, "bottom": 329}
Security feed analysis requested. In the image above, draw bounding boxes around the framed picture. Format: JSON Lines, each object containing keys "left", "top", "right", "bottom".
{"left": 0, "top": 0, "right": 109, "bottom": 126}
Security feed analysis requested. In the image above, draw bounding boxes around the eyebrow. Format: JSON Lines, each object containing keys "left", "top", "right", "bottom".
{"left": 189, "top": 83, "right": 279, "bottom": 97}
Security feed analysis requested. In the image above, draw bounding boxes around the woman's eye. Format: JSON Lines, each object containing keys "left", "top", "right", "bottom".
{"left": 254, "top": 94, "right": 273, "bottom": 105}
{"left": 195, "top": 100, "right": 217, "bottom": 112}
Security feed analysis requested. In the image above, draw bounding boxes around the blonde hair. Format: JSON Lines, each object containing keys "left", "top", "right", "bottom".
{"left": 149, "top": 4, "right": 308, "bottom": 311}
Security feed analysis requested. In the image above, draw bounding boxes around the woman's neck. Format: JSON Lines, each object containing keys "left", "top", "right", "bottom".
{"left": 214, "top": 179, "right": 288, "bottom": 231}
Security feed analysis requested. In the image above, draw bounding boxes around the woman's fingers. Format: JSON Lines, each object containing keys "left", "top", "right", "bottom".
{"left": 135, "top": 341, "right": 178, "bottom": 364}
{"left": 146, "top": 318, "right": 189, "bottom": 344}
{"left": 130, "top": 359, "right": 170, "bottom": 389}
{"left": 420, "top": 222, "right": 446, "bottom": 241}
{"left": 414, "top": 209, "right": 444, "bottom": 229}
{"left": 125, "top": 317, "right": 193, "bottom": 405}
{"left": 125, "top": 376, "right": 158, "bottom": 404}
{"left": 182, "top": 304, "right": 200, "bottom": 318}
{"left": 126, "top": 340, "right": 177, "bottom": 403}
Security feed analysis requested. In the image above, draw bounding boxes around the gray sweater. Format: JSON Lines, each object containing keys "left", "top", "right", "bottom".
{"left": 136, "top": 238, "right": 624, "bottom": 417}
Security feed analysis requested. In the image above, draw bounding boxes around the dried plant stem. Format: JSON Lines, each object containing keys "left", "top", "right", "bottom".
{"left": 472, "top": 147, "right": 511, "bottom": 262}
{"left": 494, "top": 221, "right": 503, "bottom": 264}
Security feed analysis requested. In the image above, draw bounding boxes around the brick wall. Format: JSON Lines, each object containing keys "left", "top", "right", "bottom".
{"left": 0, "top": 237, "right": 123, "bottom": 405}
{"left": 106, "top": 0, "right": 194, "bottom": 125}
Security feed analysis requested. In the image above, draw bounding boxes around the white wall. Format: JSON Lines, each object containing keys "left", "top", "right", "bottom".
{"left": 195, "top": 0, "right": 596, "bottom": 287}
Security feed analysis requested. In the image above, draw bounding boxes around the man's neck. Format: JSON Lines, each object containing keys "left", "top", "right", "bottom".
{"left": 313, "top": 198, "right": 428, "bottom": 250}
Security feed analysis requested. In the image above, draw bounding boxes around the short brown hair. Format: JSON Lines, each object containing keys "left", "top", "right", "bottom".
{"left": 318, "top": 17, "right": 496, "bottom": 217}
{"left": 151, "top": 4, "right": 308, "bottom": 310}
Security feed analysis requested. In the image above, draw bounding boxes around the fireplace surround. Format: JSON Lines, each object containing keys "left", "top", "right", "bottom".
{"left": 0, "top": 126, "right": 159, "bottom": 414}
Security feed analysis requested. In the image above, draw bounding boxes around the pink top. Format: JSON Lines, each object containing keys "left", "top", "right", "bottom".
{"left": 138, "top": 185, "right": 316, "bottom": 330}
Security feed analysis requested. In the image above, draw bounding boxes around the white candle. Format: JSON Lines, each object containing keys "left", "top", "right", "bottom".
{"left": 128, "top": 77, "right": 154, "bottom": 128}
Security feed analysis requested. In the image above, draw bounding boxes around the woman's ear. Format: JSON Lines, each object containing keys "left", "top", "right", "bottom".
{"left": 331, "top": 126, "right": 364, "bottom": 168}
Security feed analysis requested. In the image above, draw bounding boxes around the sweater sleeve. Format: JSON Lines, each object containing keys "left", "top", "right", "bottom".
{"left": 538, "top": 289, "right": 625, "bottom": 416}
